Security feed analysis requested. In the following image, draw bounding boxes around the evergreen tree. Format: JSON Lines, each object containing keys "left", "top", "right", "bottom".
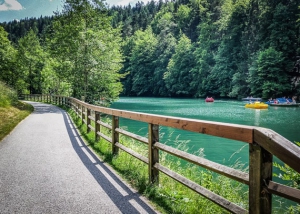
{"left": 191, "top": 0, "right": 222, "bottom": 97}
{"left": 17, "top": 29, "right": 45, "bottom": 94}
{"left": 2, "top": 0, "right": 299, "bottom": 99}
{"left": 212, "top": 0, "right": 249, "bottom": 98}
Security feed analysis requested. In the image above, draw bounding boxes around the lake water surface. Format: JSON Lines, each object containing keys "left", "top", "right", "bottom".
{"left": 110, "top": 97, "right": 300, "bottom": 167}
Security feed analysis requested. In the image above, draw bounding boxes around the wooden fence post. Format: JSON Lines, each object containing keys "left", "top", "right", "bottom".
{"left": 112, "top": 116, "right": 119, "bottom": 155}
{"left": 249, "top": 143, "right": 272, "bottom": 214}
{"left": 76, "top": 103, "right": 79, "bottom": 117}
{"left": 95, "top": 112, "right": 100, "bottom": 141}
{"left": 81, "top": 105, "right": 84, "bottom": 125}
{"left": 87, "top": 108, "right": 91, "bottom": 133}
{"left": 148, "top": 124, "right": 159, "bottom": 184}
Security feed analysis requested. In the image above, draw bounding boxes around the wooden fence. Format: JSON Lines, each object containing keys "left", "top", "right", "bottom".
{"left": 22, "top": 94, "right": 300, "bottom": 214}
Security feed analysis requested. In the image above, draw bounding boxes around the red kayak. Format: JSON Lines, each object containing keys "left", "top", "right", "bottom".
{"left": 205, "top": 97, "right": 214, "bottom": 102}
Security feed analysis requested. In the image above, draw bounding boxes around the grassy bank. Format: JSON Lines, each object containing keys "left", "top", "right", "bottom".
{"left": 0, "top": 82, "right": 34, "bottom": 141}
{"left": 66, "top": 107, "right": 249, "bottom": 213}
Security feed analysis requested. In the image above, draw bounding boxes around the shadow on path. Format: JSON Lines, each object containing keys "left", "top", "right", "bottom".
{"left": 60, "top": 108, "right": 158, "bottom": 214}
{"left": 31, "top": 102, "right": 62, "bottom": 114}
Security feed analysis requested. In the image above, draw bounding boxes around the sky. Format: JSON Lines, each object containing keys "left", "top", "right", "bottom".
{"left": 0, "top": 0, "right": 153, "bottom": 23}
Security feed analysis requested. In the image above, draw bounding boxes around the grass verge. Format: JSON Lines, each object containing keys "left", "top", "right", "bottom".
{"left": 0, "top": 101, "right": 34, "bottom": 141}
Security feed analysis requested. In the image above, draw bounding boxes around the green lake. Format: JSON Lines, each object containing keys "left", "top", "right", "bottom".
{"left": 110, "top": 97, "right": 300, "bottom": 168}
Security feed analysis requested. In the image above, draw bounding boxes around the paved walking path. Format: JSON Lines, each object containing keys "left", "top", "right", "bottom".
{"left": 0, "top": 102, "right": 159, "bottom": 214}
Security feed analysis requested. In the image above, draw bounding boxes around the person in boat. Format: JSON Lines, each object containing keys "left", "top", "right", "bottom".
{"left": 292, "top": 96, "right": 296, "bottom": 104}
{"left": 273, "top": 99, "right": 278, "bottom": 104}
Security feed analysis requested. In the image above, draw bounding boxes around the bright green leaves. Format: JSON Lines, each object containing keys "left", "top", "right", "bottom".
{"left": 248, "top": 47, "right": 290, "bottom": 99}
{"left": 2, "top": 0, "right": 300, "bottom": 100}
{"left": 165, "top": 34, "right": 195, "bottom": 96}
{"left": 0, "top": 26, "right": 18, "bottom": 90}
{"left": 128, "top": 28, "right": 158, "bottom": 96}
{"left": 49, "top": 0, "right": 123, "bottom": 104}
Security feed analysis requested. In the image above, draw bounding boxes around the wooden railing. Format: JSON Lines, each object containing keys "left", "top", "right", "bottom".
{"left": 23, "top": 94, "right": 300, "bottom": 214}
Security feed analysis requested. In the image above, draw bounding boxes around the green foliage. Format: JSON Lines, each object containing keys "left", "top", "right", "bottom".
{"left": 0, "top": 81, "right": 18, "bottom": 107}
{"left": 0, "top": 26, "right": 19, "bottom": 92}
{"left": 273, "top": 142, "right": 300, "bottom": 190}
{"left": 273, "top": 142, "right": 300, "bottom": 213}
{"left": 49, "top": 0, "right": 124, "bottom": 103}
{"left": 164, "top": 34, "right": 196, "bottom": 96}
{"left": 248, "top": 47, "right": 290, "bottom": 99}
{"left": 128, "top": 28, "right": 158, "bottom": 96}
{"left": 2, "top": 0, "right": 300, "bottom": 100}
{"left": 152, "top": 23, "right": 177, "bottom": 96}
{"left": 17, "top": 29, "right": 45, "bottom": 94}
{"left": 0, "top": 80, "right": 34, "bottom": 141}
{"left": 176, "top": 5, "right": 192, "bottom": 31}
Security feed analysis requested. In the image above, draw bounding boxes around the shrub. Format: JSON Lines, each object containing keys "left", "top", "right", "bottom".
{"left": 273, "top": 142, "right": 300, "bottom": 213}
{"left": 0, "top": 81, "right": 18, "bottom": 107}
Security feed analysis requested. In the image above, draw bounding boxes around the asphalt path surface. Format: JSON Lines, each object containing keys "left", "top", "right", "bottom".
{"left": 0, "top": 102, "right": 159, "bottom": 214}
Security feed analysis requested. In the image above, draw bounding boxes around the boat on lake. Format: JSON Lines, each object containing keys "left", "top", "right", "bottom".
{"left": 242, "top": 97, "right": 262, "bottom": 101}
{"left": 205, "top": 97, "right": 214, "bottom": 102}
{"left": 245, "top": 101, "right": 268, "bottom": 109}
{"left": 265, "top": 97, "right": 293, "bottom": 105}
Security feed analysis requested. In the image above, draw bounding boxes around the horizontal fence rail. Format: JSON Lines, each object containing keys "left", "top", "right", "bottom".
{"left": 23, "top": 94, "right": 300, "bottom": 214}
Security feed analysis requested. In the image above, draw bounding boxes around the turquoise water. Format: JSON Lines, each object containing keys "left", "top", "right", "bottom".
{"left": 110, "top": 97, "right": 300, "bottom": 167}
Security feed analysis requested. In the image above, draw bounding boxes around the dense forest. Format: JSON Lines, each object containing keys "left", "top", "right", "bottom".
{"left": 1, "top": 0, "right": 300, "bottom": 103}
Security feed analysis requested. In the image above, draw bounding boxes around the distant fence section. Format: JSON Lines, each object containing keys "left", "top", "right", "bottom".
{"left": 22, "top": 94, "right": 300, "bottom": 214}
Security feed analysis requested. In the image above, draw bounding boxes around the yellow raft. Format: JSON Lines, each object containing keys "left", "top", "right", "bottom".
{"left": 245, "top": 101, "right": 268, "bottom": 109}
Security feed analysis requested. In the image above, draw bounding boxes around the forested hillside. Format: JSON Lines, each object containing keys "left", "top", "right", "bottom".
{"left": 108, "top": 0, "right": 300, "bottom": 99}
{"left": 1, "top": 0, "right": 300, "bottom": 102}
